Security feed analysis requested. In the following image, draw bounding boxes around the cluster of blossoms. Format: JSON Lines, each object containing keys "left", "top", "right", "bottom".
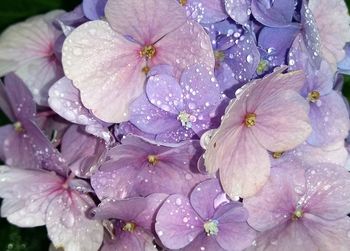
{"left": 1, "top": 0, "right": 350, "bottom": 250}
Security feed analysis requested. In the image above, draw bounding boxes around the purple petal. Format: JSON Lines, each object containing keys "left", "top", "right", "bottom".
{"left": 92, "top": 197, "right": 147, "bottom": 222}
{"left": 101, "top": 228, "right": 155, "bottom": 251}
{"left": 225, "top": 32, "right": 260, "bottom": 83}
{"left": 133, "top": 193, "right": 168, "bottom": 230}
{"left": 4, "top": 120, "right": 67, "bottom": 176}
{"left": 82, "top": 0, "right": 107, "bottom": 20}
{"left": 61, "top": 125, "right": 106, "bottom": 177}
{"left": 215, "top": 62, "right": 240, "bottom": 95}
{"left": 182, "top": 233, "right": 225, "bottom": 251}
{"left": 92, "top": 136, "right": 207, "bottom": 199}
{"left": 180, "top": 64, "right": 222, "bottom": 135}
{"left": 300, "top": 3, "right": 322, "bottom": 69}
{"left": 0, "top": 125, "right": 13, "bottom": 160}
{"left": 186, "top": 0, "right": 228, "bottom": 24}
{"left": 225, "top": 0, "right": 251, "bottom": 25}
{"left": 251, "top": 0, "right": 295, "bottom": 27}
{"left": 190, "top": 179, "right": 225, "bottom": 220}
{"left": 258, "top": 24, "right": 300, "bottom": 66}
{"left": 129, "top": 94, "right": 180, "bottom": 135}
{"left": 3, "top": 73, "right": 36, "bottom": 121}
{"left": 146, "top": 74, "right": 183, "bottom": 114}
{"left": 338, "top": 42, "right": 350, "bottom": 74}
{"left": 155, "top": 194, "right": 203, "bottom": 249}
{"left": 302, "top": 215, "right": 350, "bottom": 250}
{"left": 155, "top": 126, "right": 197, "bottom": 143}
{"left": 307, "top": 92, "right": 349, "bottom": 146}
{"left": 55, "top": 6, "right": 88, "bottom": 31}
{"left": 243, "top": 165, "right": 306, "bottom": 231}
{"left": 214, "top": 203, "right": 256, "bottom": 251}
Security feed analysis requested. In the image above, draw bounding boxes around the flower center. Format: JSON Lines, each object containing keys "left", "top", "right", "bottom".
{"left": 13, "top": 121, "right": 23, "bottom": 133}
{"left": 177, "top": 111, "right": 195, "bottom": 129}
{"left": 291, "top": 209, "right": 304, "bottom": 221}
{"left": 204, "top": 220, "right": 219, "bottom": 236}
{"left": 147, "top": 155, "right": 158, "bottom": 165}
{"left": 307, "top": 90, "right": 320, "bottom": 103}
{"left": 244, "top": 113, "right": 256, "bottom": 127}
{"left": 256, "top": 60, "right": 269, "bottom": 75}
{"left": 122, "top": 222, "right": 136, "bottom": 232}
{"left": 272, "top": 151, "right": 284, "bottom": 159}
{"left": 214, "top": 51, "right": 225, "bottom": 68}
{"left": 179, "top": 0, "right": 187, "bottom": 6}
{"left": 140, "top": 45, "right": 156, "bottom": 59}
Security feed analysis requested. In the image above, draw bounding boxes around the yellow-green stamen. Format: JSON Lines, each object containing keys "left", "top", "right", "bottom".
{"left": 244, "top": 113, "right": 256, "bottom": 127}
{"left": 292, "top": 209, "right": 304, "bottom": 221}
{"left": 177, "top": 111, "right": 193, "bottom": 129}
{"left": 204, "top": 220, "right": 219, "bottom": 236}
{"left": 307, "top": 90, "right": 320, "bottom": 103}
{"left": 122, "top": 222, "right": 136, "bottom": 232}
{"left": 179, "top": 0, "right": 187, "bottom": 6}
{"left": 147, "top": 155, "right": 158, "bottom": 165}
{"left": 13, "top": 122, "right": 23, "bottom": 133}
{"left": 272, "top": 152, "right": 284, "bottom": 159}
{"left": 140, "top": 45, "right": 156, "bottom": 59}
{"left": 256, "top": 60, "right": 269, "bottom": 75}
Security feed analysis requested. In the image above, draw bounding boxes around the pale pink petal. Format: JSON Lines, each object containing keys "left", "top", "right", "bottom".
{"left": 16, "top": 56, "right": 63, "bottom": 105}
{"left": 62, "top": 20, "right": 146, "bottom": 123}
{"left": 153, "top": 20, "right": 215, "bottom": 77}
{"left": 0, "top": 166, "right": 63, "bottom": 227}
{"left": 204, "top": 90, "right": 248, "bottom": 174}
{"left": 105, "top": 0, "right": 186, "bottom": 43}
{"left": 273, "top": 141, "right": 348, "bottom": 167}
{"left": 251, "top": 90, "right": 311, "bottom": 152}
{"left": 0, "top": 11, "right": 64, "bottom": 105}
{"left": 253, "top": 222, "right": 318, "bottom": 251}
{"left": 303, "top": 164, "right": 350, "bottom": 219}
{"left": 246, "top": 69, "right": 306, "bottom": 111}
{"left": 303, "top": 214, "right": 350, "bottom": 250}
{"left": 244, "top": 166, "right": 306, "bottom": 231}
{"left": 309, "top": 0, "right": 350, "bottom": 72}
{"left": 46, "top": 192, "right": 103, "bottom": 251}
{"left": 215, "top": 127, "right": 270, "bottom": 198}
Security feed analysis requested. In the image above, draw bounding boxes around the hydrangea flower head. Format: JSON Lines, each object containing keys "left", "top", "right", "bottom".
{"left": 62, "top": 0, "right": 214, "bottom": 123}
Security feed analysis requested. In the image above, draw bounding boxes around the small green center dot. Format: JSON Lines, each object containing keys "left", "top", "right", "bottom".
{"left": 204, "top": 220, "right": 219, "bottom": 236}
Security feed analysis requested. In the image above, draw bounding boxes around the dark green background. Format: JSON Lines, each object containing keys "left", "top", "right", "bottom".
{"left": 0, "top": 0, "right": 350, "bottom": 250}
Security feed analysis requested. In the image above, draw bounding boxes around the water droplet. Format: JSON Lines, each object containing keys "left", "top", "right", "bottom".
{"left": 175, "top": 198, "right": 182, "bottom": 206}
{"left": 246, "top": 54, "right": 253, "bottom": 64}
